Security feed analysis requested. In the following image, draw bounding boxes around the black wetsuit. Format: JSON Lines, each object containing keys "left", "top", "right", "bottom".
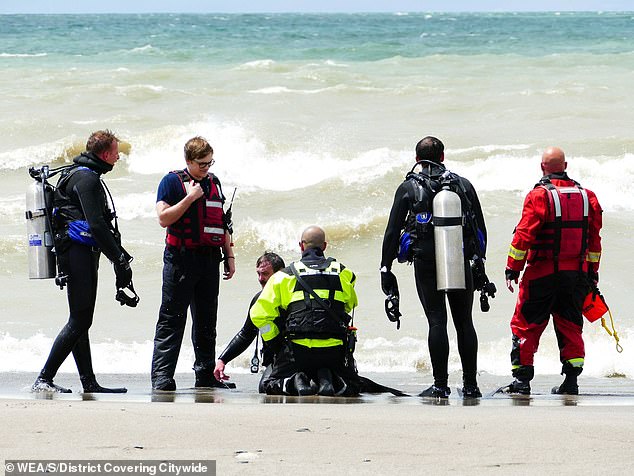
{"left": 218, "top": 293, "right": 261, "bottom": 365}
{"left": 381, "top": 164, "right": 487, "bottom": 388}
{"left": 39, "top": 153, "right": 125, "bottom": 386}
{"left": 218, "top": 292, "right": 283, "bottom": 367}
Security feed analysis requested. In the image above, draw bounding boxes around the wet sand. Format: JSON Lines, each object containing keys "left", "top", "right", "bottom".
{"left": 2, "top": 372, "right": 634, "bottom": 475}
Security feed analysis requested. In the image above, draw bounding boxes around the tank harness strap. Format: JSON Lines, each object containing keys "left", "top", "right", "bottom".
{"left": 289, "top": 262, "right": 346, "bottom": 327}
{"left": 432, "top": 216, "right": 463, "bottom": 227}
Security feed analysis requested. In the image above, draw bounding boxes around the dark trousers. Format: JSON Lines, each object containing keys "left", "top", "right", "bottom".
{"left": 414, "top": 259, "right": 478, "bottom": 387}
{"left": 151, "top": 246, "right": 221, "bottom": 387}
{"left": 40, "top": 244, "right": 100, "bottom": 381}
{"left": 259, "top": 341, "right": 360, "bottom": 396}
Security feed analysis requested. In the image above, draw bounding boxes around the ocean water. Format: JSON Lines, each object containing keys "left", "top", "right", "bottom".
{"left": 1, "top": 12, "right": 633, "bottom": 388}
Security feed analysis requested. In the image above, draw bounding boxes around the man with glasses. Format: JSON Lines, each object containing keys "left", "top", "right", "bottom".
{"left": 151, "top": 136, "right": 236, "bottom": 391}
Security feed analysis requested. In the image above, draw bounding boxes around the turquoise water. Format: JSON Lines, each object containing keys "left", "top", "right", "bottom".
{"left": 1, "top": 13, "right": 632, "bottom": 384}
{"left": 2, "top": 12, "right": 633, "bottom": 61}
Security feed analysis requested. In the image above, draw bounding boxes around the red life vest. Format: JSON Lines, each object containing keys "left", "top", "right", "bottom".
{"left": 529, "top": 180, "right": 589, "bottom": 269}
{"left": 165, "top": 170, "right": 226, "bottom": 249}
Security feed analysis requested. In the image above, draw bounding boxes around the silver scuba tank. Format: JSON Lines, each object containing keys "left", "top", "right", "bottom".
{"left": 26, "top": 172, "right": 56, "bottom": 279}
{"left": 432, "top": 187, "right": 466, "bottom": 290}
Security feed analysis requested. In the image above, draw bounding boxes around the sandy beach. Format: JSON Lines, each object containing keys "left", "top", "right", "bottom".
{"left": 2, "top": 9, "right": 634, "bottom": 475}
{"left": 2, "top": 372, "right": 634, "bottom": 476}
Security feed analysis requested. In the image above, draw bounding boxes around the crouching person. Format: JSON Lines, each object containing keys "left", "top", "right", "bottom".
{"left": 250, "top": 225, "right": 360, "bottom": 396}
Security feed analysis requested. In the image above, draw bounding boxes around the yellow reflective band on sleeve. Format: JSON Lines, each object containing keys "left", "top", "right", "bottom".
{"left": 566, "top": 358, "right": 584, "bottom": 368}
{"left": 511, "top": 365, "right": 521, "bottom": 370}
{"left": 587, "top": 251, "right": 601, "bottom": 263}
{"left": 508, "top": 245, "right": 527, "bottom": 261}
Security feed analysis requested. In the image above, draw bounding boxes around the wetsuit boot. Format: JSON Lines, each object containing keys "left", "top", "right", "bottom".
{"left": 461, "top": 377, "right": 482, "bottom": 398}
{"left": 419, "top": 384, "right": 451, "bottom": 398}
{"left": 31, "top": 375, "right": 71, "bottom": 393}
{"left": 80, "top": 375, "right": 127, "bottom": 393}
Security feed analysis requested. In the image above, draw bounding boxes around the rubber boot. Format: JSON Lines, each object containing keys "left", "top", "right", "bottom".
{"left": 80, "top": 375, "right": 127, "bottom": 394}
{"left": 317, "top": 368, "right": 335, "bottom": 396}
{"left": 152, "top": 377, "right": 176, "bottom": 391}
{"left": 552, "top": 363, "right": 582, "bottom": 395}
{"left": 195, "top": 369, "right": 236, "bottom": 389}
{"left": 503, "top": 379, "right": 531, "bottom": 395}
{"left": 503, "top": 365, "right": 533, "bottom": 395}
{"left": 284, "top": 372, "right": 317, "bottom": 396}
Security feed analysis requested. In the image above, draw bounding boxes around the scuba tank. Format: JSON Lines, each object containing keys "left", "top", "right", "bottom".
{"left": 25, "top": 166, "right": 56, "bottom": 279}
{"left": 432, "top": 185, "right": 466, "bottom": 291}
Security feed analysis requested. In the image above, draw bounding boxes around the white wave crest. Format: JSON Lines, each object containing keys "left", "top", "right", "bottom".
{"left": 0, "top": 52, "right": 47, "bottom": 57}
{"left": 0, "top": 326, "right": 631, "bottom": 377}
{"left": 0, "top": 138, "right": 77, "bottom": 170}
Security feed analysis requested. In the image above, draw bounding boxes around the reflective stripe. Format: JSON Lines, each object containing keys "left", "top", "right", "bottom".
{"left": 508, "top": 245, "right": 527, "bottom": 261}
{"left": 293, "top": 261, "right": 343, "bottom": 276}
{"left": 292, "top": 338, "right": 344, "bottom": 348}
{"left": 547, "top": 187, "right": 561, "bottom": 217}
{"left": 511, "top": 365, "right": 521, "bottom": 370}
{"left": 259, "top": 323, "right": 279, "bottom": 341}
{"left": 587, "top": 251, "right": 601, "bottom": 263}
{"left": 293, "top": 268, "right": 341, "bottom": 276}
{"left": 545, "top": 185, "right": 589, "bottom": 220}
{"left": 206, "top": 201, "right": 223, "bottom": 208}
{"left": 203, "top": 227, "right": 225, "bottom": 235}
{"left": 580, "top": 188, "right": 589, "bottom": 217}
{"left": 567, "top": 358, "right": 584, "bottom": 368}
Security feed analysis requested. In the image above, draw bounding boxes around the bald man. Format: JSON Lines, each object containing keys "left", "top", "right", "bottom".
{"left": 250, "top": 226, "right": 360, "bottom": 396}
{"left": 503, "top": 147, "right": 603, "bottom": 395}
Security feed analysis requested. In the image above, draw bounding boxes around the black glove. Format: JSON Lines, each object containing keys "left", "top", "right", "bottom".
{"left": 505, "top": 269, "right": 520, "bottom": 282}
{"left": 588, "top": 270, "right": 599, "bottom": 287}
{"left": 114, "top": 260, "right": 132, "bottom": 289}
{"left": 471, "top": 260, "right": 487, "bottom": 291}
{"left": 381, "top": 268, "right": 399, "bottom": 297}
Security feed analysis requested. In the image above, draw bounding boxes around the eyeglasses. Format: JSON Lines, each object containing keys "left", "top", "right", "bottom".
{"left": 195, "top": 158, "right": 215, "bottom": 169}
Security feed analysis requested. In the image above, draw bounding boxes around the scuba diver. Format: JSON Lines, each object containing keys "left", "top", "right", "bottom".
{"left": 213, "top": 252, "right": 286, "bottom": 391}
{"left": 502, "top": 146, "right": 603, "bottom": 395}
{"left": 380, "top": 136, "right": 492, "bottom": 399}
{"left": 32, "top": 130, "right": 135, "bottom": 394}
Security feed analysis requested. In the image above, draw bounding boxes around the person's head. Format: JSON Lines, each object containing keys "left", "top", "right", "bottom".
{"left": 541, "top": 146, "right": 567, "bottom": 175}
{"left": 87, "top": 130, "right": 120, "bottom": 166}
{"left": 255, "top": 252, "right": 285, "bottom": 288}
{"left": 415, "top": 136, "right": 444, "bottom": 164}
{"left": 184, "top": 136, "right": 214, "bottom": 181}
{"left": 299, "top": 225, "right": 327, "bottom": 252}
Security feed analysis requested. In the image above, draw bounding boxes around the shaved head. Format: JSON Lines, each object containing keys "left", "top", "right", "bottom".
{"left": 300, "top": 225, "right": 327, "bottom": 251}
{"left": 541, "top": 146, "right": 567, "bottom": 174}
